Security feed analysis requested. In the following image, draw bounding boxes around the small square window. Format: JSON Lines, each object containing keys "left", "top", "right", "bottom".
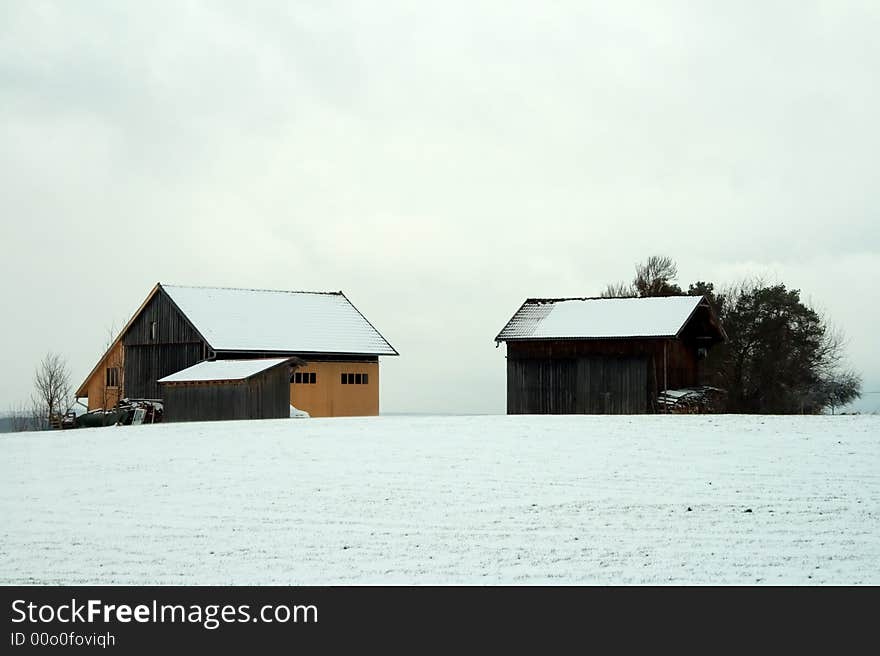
{"left": 341, "top": 374, "right": 347, "bottom": 384}
{"left": 363, "top": 373, "right": 368, "bottom": 385}
{"left": 309, "top": 372, "right": 316, "bottom": 384}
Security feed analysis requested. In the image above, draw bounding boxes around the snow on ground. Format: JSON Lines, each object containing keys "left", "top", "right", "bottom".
{"left": 1, "top": 415, "right": 878, "bottom": 584}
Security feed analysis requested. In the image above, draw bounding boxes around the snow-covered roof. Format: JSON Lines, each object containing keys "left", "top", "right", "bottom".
{"left": 162, "top": 285, "right": 397, "bottom": 356}
{"left": 496, "top": 295, "right": 706, "bottom": 341}
{"left": 157, "top": 358, "right": 292, "bottom": 384}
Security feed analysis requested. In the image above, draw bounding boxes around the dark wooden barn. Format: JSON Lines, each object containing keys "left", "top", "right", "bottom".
{"left": 158, "top": 358, "right": 297, "bottom": 422}
{"left": 495, "top": 295, "right": 726, "bottom": 414}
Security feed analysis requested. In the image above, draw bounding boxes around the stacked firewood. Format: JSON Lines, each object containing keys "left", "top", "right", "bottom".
{"left": 657, "top": 386, "right": 727, "bottom": 414}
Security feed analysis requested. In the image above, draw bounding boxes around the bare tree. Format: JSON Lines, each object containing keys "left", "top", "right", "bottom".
{"left": 633, "top": 255, "right": 682, "bottom": 297}
{"left": 32, "top": 352, "right": 72, "bottom": 427}
{"left": 600, "top": 255, "right": 684, "bottom": 298}
{"left": 819, "top": 369, "right": 862, "bottom": 415}
{"left": 10, "top": 401, "right": 38, "bottom": 432}
{"left": 101, "top": 322, "right": 124, "bottom": 409}
{"left": 809, "top": 323, "right": 862, "bottom": 413}
{"left": 600, "top": 281, "right": 637, "bottom": 298}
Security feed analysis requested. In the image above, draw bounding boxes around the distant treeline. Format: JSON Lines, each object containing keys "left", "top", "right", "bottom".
{"left": 0, "top": 415, "right": 18, "bottom": 433}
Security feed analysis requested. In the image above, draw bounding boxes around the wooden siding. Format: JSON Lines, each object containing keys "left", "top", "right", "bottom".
{"left": 508, "top": 339, "right": 704, "bottom": 391}
{"left": 161, "top": 365, "right": 291, "bottom": 422}
{"left": 83, "top": 341, "right": 125, "bottom": 410}
{"left": 289, "top": 360, "right": 379, "bottom": 417}
{"left": 506, "top": 338, "right": 706, "bottom": 415}
{"left": 122, "top": 288, "right": 207, "bottom": 400}
{"left": 507, "top": 356, "right": 648, "bottom": 414}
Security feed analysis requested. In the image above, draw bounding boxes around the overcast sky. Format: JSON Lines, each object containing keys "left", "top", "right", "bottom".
{"left": 2, "top": 1, "right": 878, "bottom": 413}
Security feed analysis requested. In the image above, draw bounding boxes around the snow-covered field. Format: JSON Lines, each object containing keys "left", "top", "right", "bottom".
{"left": 1, "top": 415, "right": 878, "bottom": 584}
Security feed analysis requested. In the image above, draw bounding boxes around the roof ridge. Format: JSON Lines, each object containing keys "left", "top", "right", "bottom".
{"left": 525, "top": 295, "right": 698, "bottom": 303}
{"left": 161, "top": 284, "right": 342, "bottom": 296}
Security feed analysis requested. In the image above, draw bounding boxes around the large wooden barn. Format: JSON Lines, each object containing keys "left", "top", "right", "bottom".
{"left": 75, "top": 284, "right": 398, "bottom": 418}
{"left": 495, "top": 295, "right": 726, "bottom": 414}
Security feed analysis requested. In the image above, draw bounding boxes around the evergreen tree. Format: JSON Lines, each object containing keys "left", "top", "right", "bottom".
{"left": 602, "top": 260, "right": 862, "bottom": 413}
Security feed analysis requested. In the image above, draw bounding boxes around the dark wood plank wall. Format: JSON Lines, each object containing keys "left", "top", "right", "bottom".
{"left": 506, "top": 338, "right": 702, "bottom": 414}
{"left": 659, "top": 340, "right": 702, "bottom": 391}
{"left": 507, "top": 356, "right": 648, "bottom": 414}
{"left": 679, "top": 304, "right": 725, "bottom": 346}
{"left": 580, "top": 357, "right": 649, "bottom": 414}
{"left": 123, "top": 289, "right": 207, "bottom": 399}
{"left": 161, "top": 365, "right": 291, "bottom": 422}
{"left": 507, "top": 358, "right": 578, "bottom": 414}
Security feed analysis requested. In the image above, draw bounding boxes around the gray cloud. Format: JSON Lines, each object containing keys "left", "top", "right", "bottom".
{"left": 2, "top": 1, "right": 878, "bottom": 412}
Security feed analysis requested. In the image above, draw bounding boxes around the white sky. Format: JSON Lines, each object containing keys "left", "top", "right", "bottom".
{"left": 2, "top": 1, "right": 878, "bottom": 413}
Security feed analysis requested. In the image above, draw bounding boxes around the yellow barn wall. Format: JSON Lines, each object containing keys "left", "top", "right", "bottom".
{"left": 290, "top": 361, "right": 379, "bottom": 417}
{"left": 83, "top": 342, "right": 125, "bottom": 410}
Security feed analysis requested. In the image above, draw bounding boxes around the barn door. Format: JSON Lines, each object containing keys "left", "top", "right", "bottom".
{"left": 577, "top": 357, "right": 648, "bottom": 414}
{"left": 507, "top": 358, "right": 578, "bottom": 414}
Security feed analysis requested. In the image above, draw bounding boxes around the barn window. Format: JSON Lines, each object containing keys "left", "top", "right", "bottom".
{"left": 293, "top": 372, "right": 316, "bottom": 384}
{"left": 106, "top": 367, "right": 119, "bottom": 388}
{"left": 355, "top": 373, "right": 362, "bottom": 385}
{"left": 294, "top": 372, "right": 302, "bottom": 384}
{"left": 348, "top": 373, "right": 355, "bottom": 385}
{"left": 150, "top": 321, "right": 158, "bottom": 341}
{"left": 341, "top": 372, "right": 369, "bottom": 385}
{"left": 309, "top": 372, "right": 316, "bottom": 384}
{"left": 341, "top": 374, "right": 347, "bottom": 384}
{"left": 363, "top": 373, "right": 368, "bottom": 385}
